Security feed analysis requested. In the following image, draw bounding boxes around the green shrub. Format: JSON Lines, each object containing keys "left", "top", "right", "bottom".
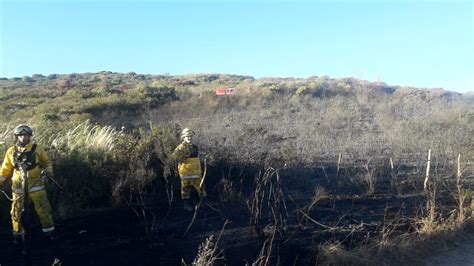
{"left": 138, "top": 85, "right": 177, "bottom": 105}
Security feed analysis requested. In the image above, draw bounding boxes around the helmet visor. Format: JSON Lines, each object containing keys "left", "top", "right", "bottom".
{"left": 14, "top": 126, "right": 33, "bottom": 135}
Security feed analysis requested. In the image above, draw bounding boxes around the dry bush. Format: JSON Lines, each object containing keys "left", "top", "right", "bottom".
{"left": 192, "top": 235, "right": 224, "bottom": 266}
{"left": 248, "top": 229, "right": 276, "bottom": 266}
{"left": 114, "top": 159, "right": 158, "bottom": 244}
{"left": 216, "top": 168, "right": 246, "bottom": 205}
{"left": 190, "top": 220, "right": 229, "bottom": 266}
{"left": 248, "top": 168, "right": 288, "bottom": 238}
{"left": 298, "top": 186, "right": 328, "bottom": 225}
{"left": 316, "top": 241, "right": 370, "bottom": 266}
{"left": 350, "top": 159, "right": 379, "bottom": 195}
{"left": 111, "top": 131, "right": 163, "bottom": 246}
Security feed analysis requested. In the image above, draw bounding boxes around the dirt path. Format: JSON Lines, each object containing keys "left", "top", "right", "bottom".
{"left": 423, "top": 231, "right": 474, "bottom": 266}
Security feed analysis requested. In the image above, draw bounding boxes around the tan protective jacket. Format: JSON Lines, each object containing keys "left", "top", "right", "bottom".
{"left": 173, "top": 143, "right": 202, "bottom": 178}
{"left": 0, "top": 143, "right": 54, "bottom": 193}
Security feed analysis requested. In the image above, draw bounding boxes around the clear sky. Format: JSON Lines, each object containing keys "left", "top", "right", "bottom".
{"left": 1, "top": 0, "right": 472, "bottom": 93}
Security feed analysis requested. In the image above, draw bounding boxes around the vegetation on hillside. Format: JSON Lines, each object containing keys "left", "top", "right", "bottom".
{"left": 0, "top": 72, "right": 472, "bottom": 264}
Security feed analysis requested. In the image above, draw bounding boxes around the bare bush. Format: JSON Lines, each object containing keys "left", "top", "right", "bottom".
{"left": 216, "top": 167, "right": 245, "bottom": 205}
{"left": 298, "top": 186, "right": 328, "bottom": 225}
{"left": 110, "top": 129, "right": 169, "bottom": 246}
{"left": 248, "top": 168, "right": 288, "bottom": 238}
{"left": 192, "top": 235, "right": 224, "bottom": 266}
{"left": 249, "top": 229, "right": 276, "bottom": 266}
{"left": 361, "top": 159, "right": 378, "bottom": 195}
{"left": 191, "top": 220, "right": 229, "bottom": 266}
{"left": 316, "top": 241, "right": 369, "bottom": 266}
{"left": 112, "top": 147, "right": 159, "bottom": 246}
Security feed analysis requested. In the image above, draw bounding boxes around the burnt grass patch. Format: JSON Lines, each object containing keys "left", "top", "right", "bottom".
{"left": 0, "top": 165, "right": 469, "bottom": 265}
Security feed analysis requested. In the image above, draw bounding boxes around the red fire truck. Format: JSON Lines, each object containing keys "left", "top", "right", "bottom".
{"left": 215, "top": 87, "right": 236, "bottom": 96}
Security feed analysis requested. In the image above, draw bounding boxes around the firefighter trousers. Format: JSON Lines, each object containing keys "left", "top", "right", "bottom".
{"left": 180, "top": 178, "right": 207, "bottom": 200}
{"left": 11, "top": 189, "right": 54, "bottom": 234}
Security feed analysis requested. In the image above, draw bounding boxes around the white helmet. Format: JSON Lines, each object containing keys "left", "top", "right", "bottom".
{"left": 181, "top": 128, "right": 195, "bottom": 139}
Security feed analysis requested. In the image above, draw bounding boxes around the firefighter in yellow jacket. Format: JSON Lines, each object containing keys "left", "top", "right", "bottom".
{"left": 173, "top": 128, "right": 207, "bottom": 210}
{"left": 0, "top": 124, "right": 56, "bottom": 243}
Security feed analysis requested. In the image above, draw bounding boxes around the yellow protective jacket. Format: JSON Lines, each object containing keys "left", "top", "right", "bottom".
{"left": 173, "top": 143, "right": 202, "bottom": 178}
{"left": 0, "top": 143, "right": 54, "bottom": 193}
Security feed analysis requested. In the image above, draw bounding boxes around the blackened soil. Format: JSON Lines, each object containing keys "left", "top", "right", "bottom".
{"left": 0, "top": 187, "right": 438, "bottom": 266}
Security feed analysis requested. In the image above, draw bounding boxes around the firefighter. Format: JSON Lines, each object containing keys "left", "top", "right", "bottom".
{"left": 172, "top": 128, "right": 207, "bottom": 211}
{"left": 0, "top": 124, "right": 56, "bottom": 243}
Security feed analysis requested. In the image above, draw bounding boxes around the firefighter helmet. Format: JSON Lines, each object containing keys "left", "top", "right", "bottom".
{"left": 14, "top": 124, "right": 33, "bottom": 136}
{"left": 181, "top": 128, "right": 195, "bottom": 139}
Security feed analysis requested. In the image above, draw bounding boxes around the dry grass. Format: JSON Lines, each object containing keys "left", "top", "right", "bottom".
{"left": 248, "top": 168, "right": 288, "bottom": 238}
{"left": 0, "top": 124, "right": 11, "bottom": 144}
{"left": 317, "top": 241, "right": 370, "bottom": 266}
{"left": 315, "top": 216, "right": 474, "bottom": 265}
{"left": 249, "top": 229, "right": 277, "bottom": 266}
{"left": 191, "top": 220, "right": 229, "bottom": 266}
{"left": 192, "top": 235, "right": 224, "bottom": 266}
{"left": 50, "top": 120, "right": 120, "bottom": 154}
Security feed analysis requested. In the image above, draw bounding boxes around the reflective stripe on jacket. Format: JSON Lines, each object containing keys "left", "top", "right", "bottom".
{"left": 12, "top": 185, "right": 46, "bottom": 194}
{"left": 0, "top": 143, "right": 54, "bottom": 191}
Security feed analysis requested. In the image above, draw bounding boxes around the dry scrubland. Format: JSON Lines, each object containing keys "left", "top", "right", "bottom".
{"left": 0, "top": 72, "right": 473, "bottom": 264}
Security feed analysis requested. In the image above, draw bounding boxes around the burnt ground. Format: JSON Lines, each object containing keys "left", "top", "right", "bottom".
{"left": 0, "top": 170, "right": 469, "bottom": 266}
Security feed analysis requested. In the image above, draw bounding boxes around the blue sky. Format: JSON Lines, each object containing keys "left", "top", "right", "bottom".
{"left": 1, "top": 0, "right": 472, "bottom": 92}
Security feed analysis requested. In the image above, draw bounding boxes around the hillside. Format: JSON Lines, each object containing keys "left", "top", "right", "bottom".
{"left": 0, "top": 72, "right": 473, "bottom": 265}
{"left": 1, "top": 72, "right": 472, "bottom": 167}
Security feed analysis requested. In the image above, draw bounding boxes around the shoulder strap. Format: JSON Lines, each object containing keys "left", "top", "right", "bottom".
{"left": 31, "top": 144, "right": 37, "bottom": 153}
{"left": 13, "top": 144, "right": 39, "bottom": 170}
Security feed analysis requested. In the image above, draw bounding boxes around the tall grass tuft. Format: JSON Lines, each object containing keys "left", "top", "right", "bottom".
{"left": 43, "top": 120, "right": 122, "bottom": 217}
{"left": 0, "top": 124, "right": 13, "bottom": 156}
{"left": 0, "top": 124, "right": 12, "bottom": 144}
{"left": 50, "top": 120, "right": 120, "bottom": 156}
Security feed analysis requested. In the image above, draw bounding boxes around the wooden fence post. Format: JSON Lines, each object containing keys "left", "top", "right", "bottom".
{"left": 390, "top": 157, "right": 398, "bottom": 194}
{"left": 456, "top": 153, "right": 465, "bottom": 221}
{"left": 423, "top": 149, "right": 431, "bottom": 191}
{"left": 336, "top": 153, "right": 342, "bottom": 178}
